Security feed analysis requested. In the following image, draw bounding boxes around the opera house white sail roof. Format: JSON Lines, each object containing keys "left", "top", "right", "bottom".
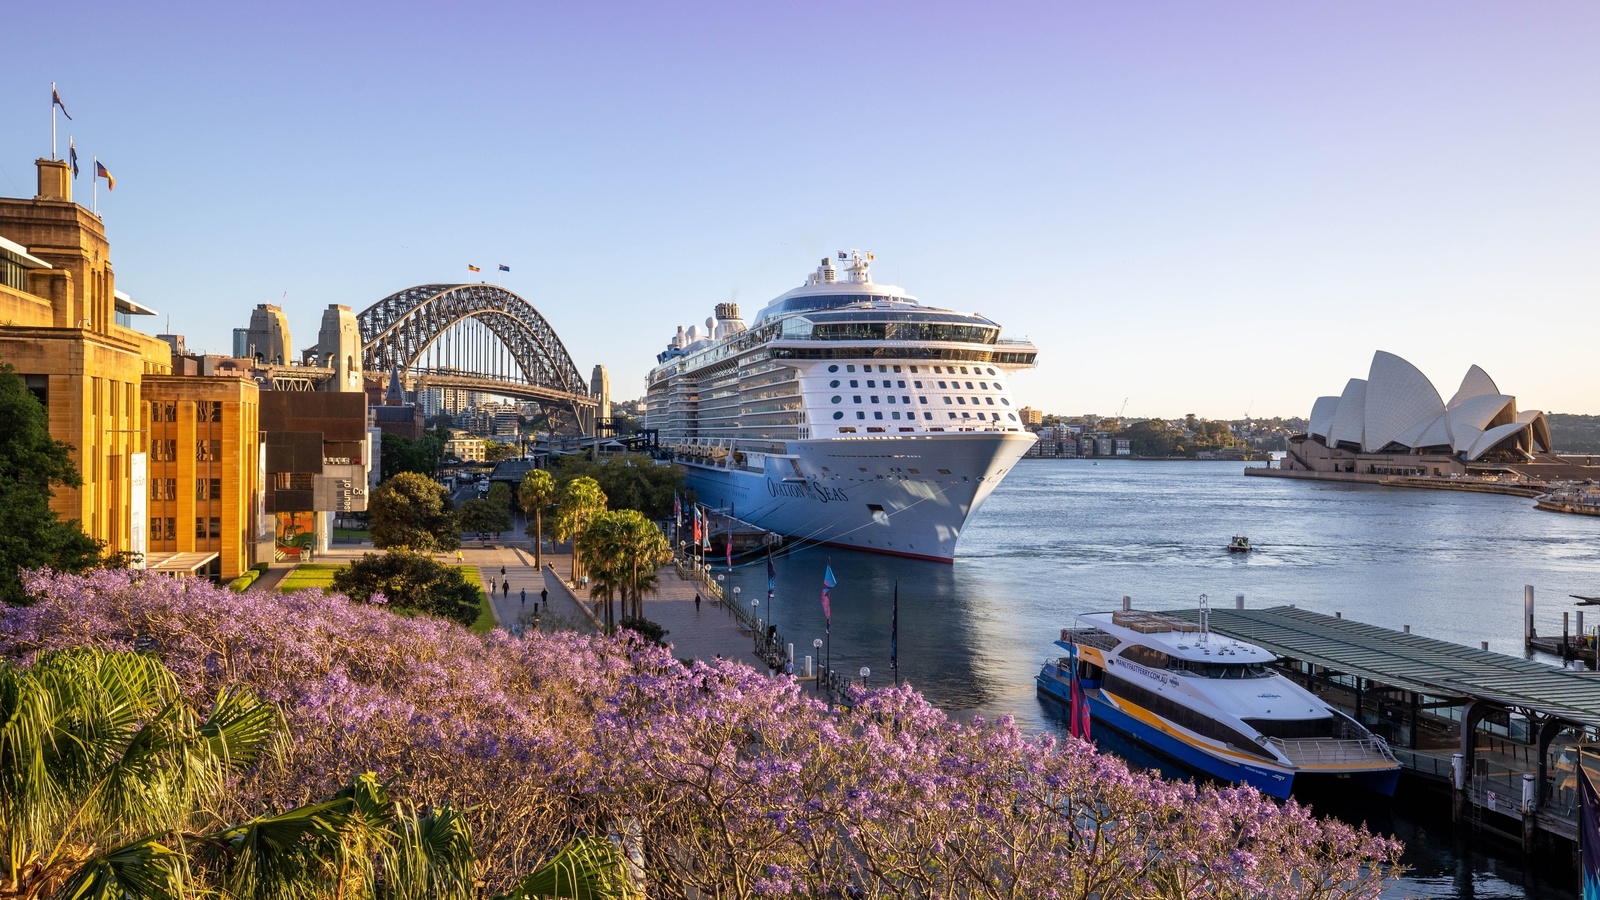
{"left": 1306, "top": 352, "right": 1550, "bottom": 462}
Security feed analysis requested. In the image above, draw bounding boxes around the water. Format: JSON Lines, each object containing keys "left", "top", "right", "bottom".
{"left": 724, "top": 460, "right": 1600, "bottom": 899}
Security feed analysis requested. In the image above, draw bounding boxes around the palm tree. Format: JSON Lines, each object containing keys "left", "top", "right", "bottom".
{"left": 554, "top": 477, "right": 608, "bottom": 584}
{"left": 0, "top": 647, "right": 633, "bottom": 899}
{"left": 576, "top": 511, "right": 671, "bottom": 631}
{"left": 614, "top": 511, "right": 670, "bottom": 621}
{"left": 519, "top": 469, "right": 557, "bottom": 570}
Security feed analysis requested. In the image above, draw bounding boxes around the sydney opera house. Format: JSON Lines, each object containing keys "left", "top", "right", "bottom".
{"left": 1283, "top": 351, "right": 1554, "bottom": 477}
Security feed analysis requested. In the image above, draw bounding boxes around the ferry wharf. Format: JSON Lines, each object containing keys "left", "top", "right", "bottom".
{"left": 1163, "top": 601, "right": 1600, "bottom": 853}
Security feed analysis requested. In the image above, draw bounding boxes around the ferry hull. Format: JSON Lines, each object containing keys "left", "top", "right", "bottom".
{"left": 680, "top": 432, "right": 1035, "bottom": 562}
{"left": 1036, "top": 672, "right": 1294, "bottom": 798}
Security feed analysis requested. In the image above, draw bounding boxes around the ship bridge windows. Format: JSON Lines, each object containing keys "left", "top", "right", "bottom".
{"left": 1119, "top": 644, "right": 1171, "bottom": 668}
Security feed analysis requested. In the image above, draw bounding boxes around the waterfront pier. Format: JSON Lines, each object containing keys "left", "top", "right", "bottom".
{"left": 1165, "top": 603, "right": 1600, "bottom": 851}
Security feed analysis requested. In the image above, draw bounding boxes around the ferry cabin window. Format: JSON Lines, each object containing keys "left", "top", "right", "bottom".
{"left": 1243, "top": 717, "right": 1338, "bottom": 740}
{"left": 1102, "top": 674, "right": 1273, "bottom": 759}
{"left": 1119, "top": 645, "right": 1171, "bottom": 668}
{"left": 833, "top": 412, "right": 844, "bottom": 420}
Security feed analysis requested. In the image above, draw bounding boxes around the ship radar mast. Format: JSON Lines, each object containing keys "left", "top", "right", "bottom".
{"left": 806, "top": 250, "right": 876, "bottom": 286}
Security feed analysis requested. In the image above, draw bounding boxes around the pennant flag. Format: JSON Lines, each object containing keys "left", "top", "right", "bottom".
{"left": 890, "top": 581, "right": 898, "bottom": 673}
{"left": 68, "top": 139, "right": 79, "bottom": 179}
{"left": 53, "top": 87, "right": 72, "bottom": 120}
{"left": 95, "top": 160, "right": 114, "bottom": 191}
{"left": 467, "top": 264, "right": 481, "bottom": 273}
{"left": 766, "top": 549, "right": 775, "bottom": 602}
{"left": 1583, "top": 759, "right": 1600, "bottom": 899}
{"left": 1069, "top": 661, "right": 1082, "bottom": 739}
{"left": 691, "top": 506, "right": 701, "bottom": 545}
{"left": 820, "top": 565, "right": 836, "bottom": 622}
{"left": 498, "top": 264, "right": 510, "bottom": 272}
{"left": 673, "top": 492, "right": 682, "bottom": 525}
{"left": 725, "top": 534, "right": 732, "bottom": 571}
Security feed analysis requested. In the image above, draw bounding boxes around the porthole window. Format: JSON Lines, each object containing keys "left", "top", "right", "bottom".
{"left": 957, "top": 397, "right": 966, "bottom": 405}
{"left": 874, "top": 411, "right": 884, "bottom": 420}
{"left": 943, "top": 397, "right": 953, "bottom": 405}
{"left": 833, "top": 411, "right": 845, "bottom": 420}
{"left": 987, "top": 368, "right": 997, "bottom": 375}
{"left": 867, "top": 379, "right": 876, "bottom": 388}
{"left": 831, "top": 396, "right": 842, "bottom": 404}
{"left": 892, "top": 411, "right": 902, "bottom": 420}
{"left": 1001, "top": 397, "right": 1010, "bottom": 406}
{"left": 829, "top": 365, "right": 839, "bottom": 373}
{"left": 1007, "top": 413, "right": 1017, "bottom": 421}
{"left": 830, "top": 380, "right": 840, "bottom": 388}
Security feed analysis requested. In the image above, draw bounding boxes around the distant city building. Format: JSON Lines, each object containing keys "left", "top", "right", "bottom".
{"left": 1018, "top": 406, "right": 1044, "bottom": 427}
{"left": 446, "top": 432, "right": 486, "bottom": 462}
{"left": 232, "top": 327, "right": 250, "bottom": 359}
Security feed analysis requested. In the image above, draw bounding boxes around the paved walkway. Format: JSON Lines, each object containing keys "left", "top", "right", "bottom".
{"left": 263, "top": 539, "right": 770, "bottom": 667}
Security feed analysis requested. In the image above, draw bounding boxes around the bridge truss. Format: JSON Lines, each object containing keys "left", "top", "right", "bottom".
{"left": 357, "top": 283, "right": 594, "bottom": 432}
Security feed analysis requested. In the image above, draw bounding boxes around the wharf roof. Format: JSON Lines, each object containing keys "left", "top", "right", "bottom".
{"left": 1161, "top": 605, "right": 1600, "bottom": 727}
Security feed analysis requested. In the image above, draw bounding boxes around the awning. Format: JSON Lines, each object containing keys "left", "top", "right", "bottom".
{"left": 144, "top": 552, "right": 220, "bottom": 575}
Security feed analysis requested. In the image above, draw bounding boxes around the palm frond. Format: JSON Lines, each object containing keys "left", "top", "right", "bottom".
{"left": 379, "top": 803, "right": 475, "bottom": 900}
{"left": 492, "top": 836, "right": 636, "bottom": 900}
{"left": 200, "top": 796, "right": 357, "bottom": 899}
{"left": 54, "top": 834, "right": 187, "bottom": 900}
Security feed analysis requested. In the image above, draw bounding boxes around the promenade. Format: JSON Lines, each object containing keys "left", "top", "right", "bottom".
{"left": 276, "top": 540, "right": 766, "bottom": 668}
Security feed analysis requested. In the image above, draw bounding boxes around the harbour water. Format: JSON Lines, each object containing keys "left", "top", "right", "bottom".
{"left": 725, "top": 460, "right": 1600, "bottom": 899}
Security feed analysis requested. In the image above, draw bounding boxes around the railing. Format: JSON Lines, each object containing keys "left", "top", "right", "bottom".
{"left": 1062, "top": 628, "right": 1119, "bottom": 652}
{"left": 1268, "top": 736, "right": 1397, "bottom": 766}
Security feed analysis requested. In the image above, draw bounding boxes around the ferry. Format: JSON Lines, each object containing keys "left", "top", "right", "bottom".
{"left": 1037, "top": 604, "right": 1400, "bottom": 798}
{"left": 644, "top": 251, "right": 1038, "bottom": 562}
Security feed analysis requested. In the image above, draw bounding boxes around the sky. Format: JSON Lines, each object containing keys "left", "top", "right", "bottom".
{"left": 3, "top": 1, "right": 1596, "bottom": 419}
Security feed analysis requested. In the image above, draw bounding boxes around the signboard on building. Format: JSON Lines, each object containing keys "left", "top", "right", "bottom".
{"left": 314, "top": 464, "right": 369, "bottom": 512}
{"left": 129, "top": 452, "right": 147, "bottom": 569}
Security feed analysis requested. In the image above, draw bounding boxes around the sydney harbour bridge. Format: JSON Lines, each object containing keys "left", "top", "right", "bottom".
{"left": 270, "top": 283, "right": 603, "bottom": 434}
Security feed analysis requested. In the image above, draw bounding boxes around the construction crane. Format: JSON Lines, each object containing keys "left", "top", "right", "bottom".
{"left": 1117, "top": 398, "right": 1129, "bottom": 419}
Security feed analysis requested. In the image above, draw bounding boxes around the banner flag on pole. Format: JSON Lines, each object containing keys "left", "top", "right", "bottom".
{"left": 673, "top": 493, "right": 682, "bottom": 528}
{"left": 94, "top": 160, "right": 114, "bottom": 191}
{"left": 820, "top": 565, "right": 836, "bottom": 623}
{"left": 725, "top": 534, "right": 732, "bottom": 571}
{"left": 53, "top": 87, "right": 72, "bottom": 120}
{"left": 498, "top": 264, "right": 510, "bottom": 272}
{"left": 890, "top": 581, "right": 898, "bottom": 674}
{"left": 1582, "top": 756, "right": 1600, "bottom": 899}
{"left": 692, "top": 507, "right": 701, "bottom": 545}
{"left": 467, "top": 264, "right": 480, "bottom": 273}
{"left": 766, "top": 549, "right": 775, "bottom": 602}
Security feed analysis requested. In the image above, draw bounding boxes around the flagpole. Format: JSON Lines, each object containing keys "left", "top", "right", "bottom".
{"left": 92, "top": 156, "right": 97, "bottom": 215}
{"left": 51, "top": 83, "right": 57, "bottom": 161}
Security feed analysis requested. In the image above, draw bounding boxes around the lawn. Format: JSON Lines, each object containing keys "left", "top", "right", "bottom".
{"left": 277, "top": 564, "right": 344, "bottom": 593}
{"left": 332, "top": 528, "right": 370, "bottom": 541}
{"left": 458, "top": 566, "right": 497, "bottom": 635}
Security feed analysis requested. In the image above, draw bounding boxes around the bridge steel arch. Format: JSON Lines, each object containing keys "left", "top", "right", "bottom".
{"left": 357, "top": 283, "right": 593, "bottom": 430}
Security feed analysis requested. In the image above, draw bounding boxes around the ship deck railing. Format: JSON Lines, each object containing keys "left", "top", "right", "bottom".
{"left": 1266, "top": 735, "right": 1398, "bottom": 767}
{"left": 1061, "top": 627, "right": 1119, "bottom": 652}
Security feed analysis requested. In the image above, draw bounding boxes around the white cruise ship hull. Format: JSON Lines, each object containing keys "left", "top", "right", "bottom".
{"left": 680, "top": 431, "right": 1036, "bottom": 562}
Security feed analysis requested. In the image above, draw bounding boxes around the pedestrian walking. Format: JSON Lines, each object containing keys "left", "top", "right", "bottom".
{"left": 520, "top": 588, "right": 526, "bottom": 607}
{"left": 456, "top": 549, "right": 463, "bottom": 564}
{"left": 540, "top": 588, "right": 548, "bottom": 609}
{"left": 500, "top": 566, "right": 507, "bottom": 578}
{"left": 694, "top": 592, "right": 701, "bottom": 610}
{"left": 502, "top": 580, "right": 509, "bottom": 597}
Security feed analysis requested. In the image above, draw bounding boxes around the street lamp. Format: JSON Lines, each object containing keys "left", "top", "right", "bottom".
{"left": 813, "top": 639, "right": 824, "bottom": 688}
{"left": 717, "top": 573, "right": 725, "bottom": 601}
{"left": 860, "top": 666, "right": 871, "bottom": 688}
{"left": 750, "top": 596, "right": 760, "bottom": 651}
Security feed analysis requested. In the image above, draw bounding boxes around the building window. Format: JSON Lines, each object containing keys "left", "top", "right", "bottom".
{"left": 210, "top": 517, "right": 221, "bottom": 538}
{"left": 150, "top": 516, "right": 163, "bottom": 541}
{"left": 195, "top": 517, "right": 207, "bottom": 539}
{"left": 150, "top": 401, "right": 176, "bottom": 422}
{"left": 197, "top": 400, "right": 222, "bottom": 422}
{"left": 196, "top": 477, "right": 222, "bottom": 500}
{"left": 197, "top": 439, "right": 221, "bottom": 461}
{"left": 152, "top": 440, "right": 177, "bottom": 462}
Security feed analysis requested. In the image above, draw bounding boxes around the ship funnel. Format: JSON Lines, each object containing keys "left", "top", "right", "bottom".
{"left": 715, "top": 302, "right": 746, "bottom": 336}
{"left": 818, "top": 257, "right": 837, "bottom": 283}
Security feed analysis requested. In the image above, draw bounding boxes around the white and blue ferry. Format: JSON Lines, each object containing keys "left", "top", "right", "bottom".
{"left": 1038, "top": 606, "right": 1401, "bottom": 799}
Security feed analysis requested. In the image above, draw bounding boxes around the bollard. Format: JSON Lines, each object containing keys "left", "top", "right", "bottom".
{"left": 787, "top": 642, "right": 794, "bottom": 663}
{"left": 1523, "top": 772, "right": 1538, "bottom": 849}
{"left": 1404, "top": 624, "right": 1411, "bottom": 633}
{"left": 1525, "top": 585, "right": 1536, "bottom": 641}
{"left": 1121, "top": 595, "right": 1132, "bottom": 611}
{"left": 1235, "top": 593, "right": 1244, "bottom": 610}
{"left": 1451, "top": 753, "right": 1467, "bottom": 822}
{"left": 1481, "top": 641, "right": 1489, "bottom": 651}
{"left": 804, "top": 655, "right": 813, "bottom": 677}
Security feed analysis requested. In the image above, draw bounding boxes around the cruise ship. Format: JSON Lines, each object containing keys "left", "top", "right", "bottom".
{"left": 644, "top": 251, "right": 1038, "bottom": 561}
{"left": 1037, "top": 606, "right": 1401, "bottom": 798}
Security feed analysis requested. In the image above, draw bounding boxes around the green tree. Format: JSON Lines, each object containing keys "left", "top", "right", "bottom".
{"left": 576, "top": 509, "right": 671, "bottom": 632}
{"left": 555, "top": 477, "right": 608, "bottom": 583}
{"left": 519, "top": 468, "right": 557, "bottom": 570}
{"left": 332, "top": 548, "right": 484, "bottom": 626}
{"left": 0, "top": 363, "right": 117, "bottom": 605}
{"left": 483, "top": 441, "right": 519, "bottom": 463}
{"left": 380, "top": 431, "right": 447, "bottom": 481}
{"left": 459, "top": 498, "right": 513, "bottom": 538}
{"left": 369, "top": 472, "right": 460, "bottom": 552}
{"left": 552, "top": 453, "right": 684, "bottom": 519}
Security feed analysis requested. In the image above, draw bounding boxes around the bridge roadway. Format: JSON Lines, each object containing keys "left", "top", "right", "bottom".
{"left": 1163, "top": 603, "right": 1598, "bottom": 849}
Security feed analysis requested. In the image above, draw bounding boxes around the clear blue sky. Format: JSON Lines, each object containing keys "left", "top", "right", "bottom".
{"left": 4, "top": 1, "right": 1595, "bottom": 419}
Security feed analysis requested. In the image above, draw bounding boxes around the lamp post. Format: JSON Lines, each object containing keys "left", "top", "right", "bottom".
{"left": 812, "top": 638, "right": 823, "bottom": 687}
{"left": 860, "top": 666, "right": 871, "bottom": 689}
{"left": 751, "top": 596, "right": 760, "bottom": 652}
{"left": 716, "top": 573, "right": 724, "bottom": 602}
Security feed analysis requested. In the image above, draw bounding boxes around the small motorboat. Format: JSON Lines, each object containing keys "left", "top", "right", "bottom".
{"left": 1227, "top": 535, "right": 1252, "bottom": 553}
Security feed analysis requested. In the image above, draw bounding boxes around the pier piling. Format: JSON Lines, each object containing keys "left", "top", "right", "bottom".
{"left": 1121, "top": 595, "right": 1131, "bottom": 611}
{"left": 1235, "top": 593, "right": 1244, "bottom": 609}
{"left": 1525, "top": 585, "right": 1536, "bottom": 640}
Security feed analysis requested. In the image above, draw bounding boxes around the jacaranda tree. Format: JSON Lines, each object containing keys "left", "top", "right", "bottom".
{"left": 3, "top": 569, "right": 1403, "bottom": 898}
